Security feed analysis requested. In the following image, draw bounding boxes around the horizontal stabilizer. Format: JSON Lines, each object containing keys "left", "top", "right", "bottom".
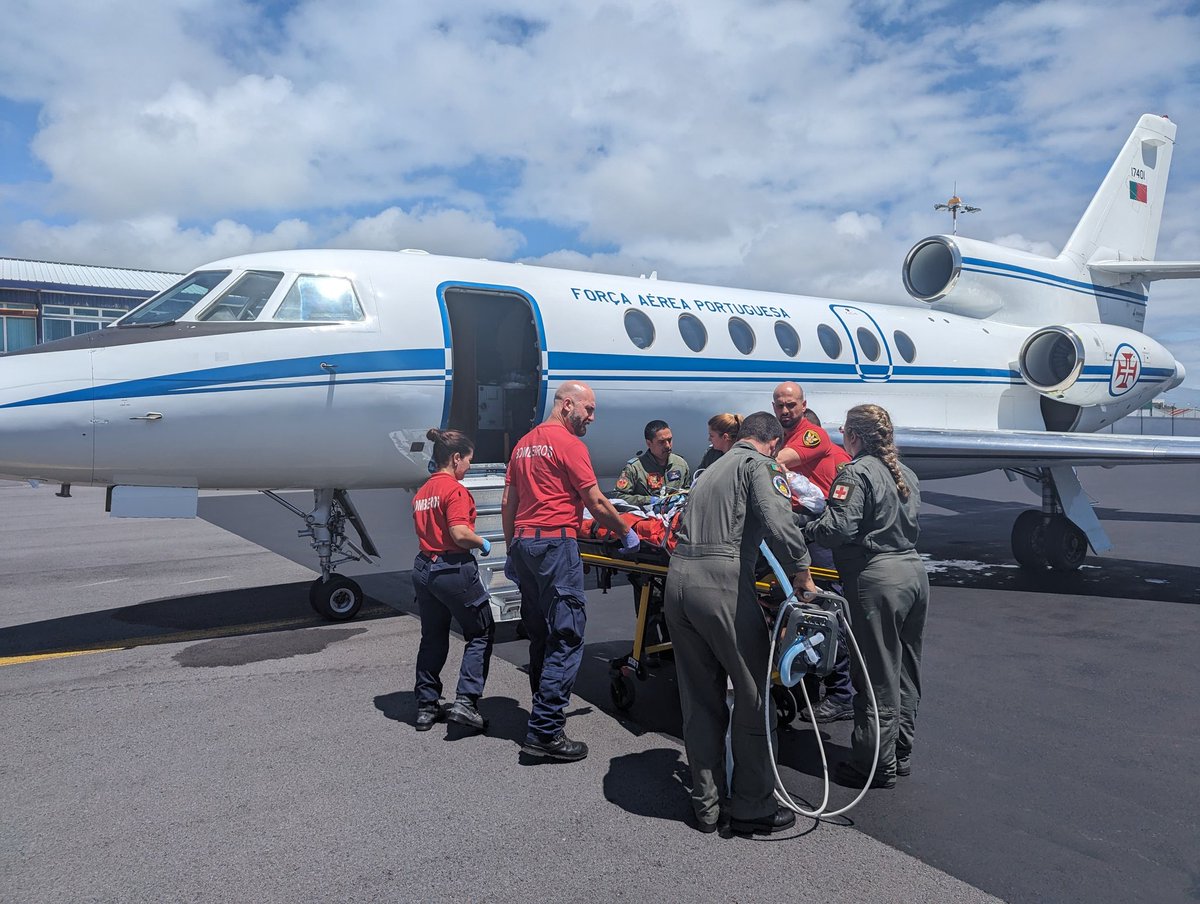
{"left": 1090, "top": 260, "right": 1200, "bottom": 281}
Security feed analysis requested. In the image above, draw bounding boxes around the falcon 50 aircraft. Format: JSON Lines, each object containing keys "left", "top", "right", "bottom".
{"left": 3, "top": 113, "right": 1199, "bottom": 618}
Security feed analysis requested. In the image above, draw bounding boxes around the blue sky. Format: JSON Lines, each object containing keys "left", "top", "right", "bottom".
{"left": 2, "top": 0, "right": 1199, "bottom": 386}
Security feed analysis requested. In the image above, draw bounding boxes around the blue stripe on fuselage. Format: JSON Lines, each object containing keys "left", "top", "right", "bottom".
{"left": 0, "top": 348, "right": 444, "bottom": 409}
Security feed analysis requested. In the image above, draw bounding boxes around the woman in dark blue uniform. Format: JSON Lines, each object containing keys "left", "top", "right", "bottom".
{"left": 410, "top": 428, "right": 494, "bottom": 732}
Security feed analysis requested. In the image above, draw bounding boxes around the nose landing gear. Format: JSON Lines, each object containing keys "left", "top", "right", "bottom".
{"left": 263, "top": 488, "right": 379, "bottom": 620}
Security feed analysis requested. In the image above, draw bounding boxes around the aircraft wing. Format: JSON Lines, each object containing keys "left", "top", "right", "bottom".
{"left": 848, "top": 427, "right": 1200, "bottom": 478}
{"left": 1090, "top": 260, "right": 1200, "bottom": 281}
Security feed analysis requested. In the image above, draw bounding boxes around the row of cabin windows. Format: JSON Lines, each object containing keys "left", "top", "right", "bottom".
{"left": 623, "top": 309, "right": 917, "bottom": 363}
{"left": 119, "top": 270, "right": 365, "bottom": 326}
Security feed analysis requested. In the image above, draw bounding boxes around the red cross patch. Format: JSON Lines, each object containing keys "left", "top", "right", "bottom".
{"left": 832, "top": 483, "right": 851, "bottom": 502}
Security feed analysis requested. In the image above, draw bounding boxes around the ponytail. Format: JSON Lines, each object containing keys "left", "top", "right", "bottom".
{"left": 843, "top": 404, "right": 910, "bottom": 500}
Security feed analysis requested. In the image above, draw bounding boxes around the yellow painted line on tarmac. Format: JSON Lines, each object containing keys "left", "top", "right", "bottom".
{"left": 0, "top": 604, "right": 394, "bottom": 668}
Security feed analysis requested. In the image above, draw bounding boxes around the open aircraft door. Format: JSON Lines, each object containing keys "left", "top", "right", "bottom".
{"left": 439, "top": 284, "right": 544, "bottom": 465}
{"left": 831, "top": 305, "right": 893, "bottom": 382}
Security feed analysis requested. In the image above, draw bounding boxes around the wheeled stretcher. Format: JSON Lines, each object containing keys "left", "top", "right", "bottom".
{"left": 577, "top": 537, "right": 839, "bottom": 717}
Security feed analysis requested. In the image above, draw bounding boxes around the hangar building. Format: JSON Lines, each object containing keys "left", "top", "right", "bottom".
{"left": 0, "top": 258, "right": 181, "bottom": 353}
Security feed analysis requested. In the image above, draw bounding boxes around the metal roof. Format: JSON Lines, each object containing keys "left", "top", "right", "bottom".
{"left": 0, "top": 258, "right": 181, "bottom": 294}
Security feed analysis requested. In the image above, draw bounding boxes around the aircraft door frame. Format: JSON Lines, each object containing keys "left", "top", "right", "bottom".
{"left": 831, "top": 304, "right": 893, "bottom": 381}
{"left": 436, "top": 281, "right": 547, "bottom": 465}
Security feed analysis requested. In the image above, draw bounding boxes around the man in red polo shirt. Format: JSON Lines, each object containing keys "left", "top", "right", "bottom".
{"left": 772, "top": 381, "right": 855, "bottom": 723}
{"left": 502, "top": 380, "right": 634, "bottom": 761}
{"left": 772, "top": 381, "right": 849, "bottom": 496}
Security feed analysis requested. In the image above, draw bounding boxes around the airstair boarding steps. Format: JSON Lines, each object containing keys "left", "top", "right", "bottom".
{"left": 464, "top": 464, "right": 522, "bottom": 622}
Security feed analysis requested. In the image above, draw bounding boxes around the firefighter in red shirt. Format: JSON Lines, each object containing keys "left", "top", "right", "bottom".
{"left": 502, "top": 380, "right": 633, "bottom": 762}
{"left": 411, "top": 428, "right": 494, "bottom": 733}
{"left": 772, "top": 381, "right": 855, "bottom": 723}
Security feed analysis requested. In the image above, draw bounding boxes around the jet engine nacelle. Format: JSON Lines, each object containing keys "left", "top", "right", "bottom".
{"left": 1018, "top": 322, "right": 1183, "bottom": 410}
{"left": 902, "top": 234, "right": 1087, "bottom": 320}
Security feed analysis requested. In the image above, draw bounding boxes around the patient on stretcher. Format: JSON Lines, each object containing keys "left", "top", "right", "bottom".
{"left": 579, "top": 469, "right": 824, "bottom": 554}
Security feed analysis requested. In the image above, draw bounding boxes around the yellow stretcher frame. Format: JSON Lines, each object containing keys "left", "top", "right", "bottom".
{"left": 580, "top": 547, "right": 839, "bottom": 713}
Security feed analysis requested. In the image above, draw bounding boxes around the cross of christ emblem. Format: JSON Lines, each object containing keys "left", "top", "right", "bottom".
{"left": 1114, "top": 351, "right": 1139, "bottom": 390}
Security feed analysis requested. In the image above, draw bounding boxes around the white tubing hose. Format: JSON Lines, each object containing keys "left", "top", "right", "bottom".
{"left": 758, "top": 542, "right": 881, "bottom": 819}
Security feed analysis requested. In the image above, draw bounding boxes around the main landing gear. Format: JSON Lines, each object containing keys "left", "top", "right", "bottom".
{"left": 1008, "top": 467, "right": 1094, "bottom": 572}
{"left": 263, "top": 488, "right": 380, "bottom": 620}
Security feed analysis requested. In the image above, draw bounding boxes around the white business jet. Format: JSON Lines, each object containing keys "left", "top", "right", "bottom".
{"left": 2, "top": 113, "right": 1199, "bottom": 619}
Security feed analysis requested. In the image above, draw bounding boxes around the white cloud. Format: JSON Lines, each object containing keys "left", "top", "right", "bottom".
{"left": 0, "top": 0, "right": 1198, "bottom": 381}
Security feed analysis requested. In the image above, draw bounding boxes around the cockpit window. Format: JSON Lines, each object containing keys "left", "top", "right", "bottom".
{"left": 272, "top": 275, "right": 365, "bottom": 322}
{"left": 197, "top": 271, "right": 284, "bottom": 322}
{"left": 119, "top": 270, "right": 231, "bottom": 325}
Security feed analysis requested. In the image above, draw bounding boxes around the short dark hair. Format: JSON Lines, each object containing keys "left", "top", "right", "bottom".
{"left": 644, "top": 419, "right": 670, "bottom": 442}
{"left": 736, "top": 411, "right": 784, "bottom": 444}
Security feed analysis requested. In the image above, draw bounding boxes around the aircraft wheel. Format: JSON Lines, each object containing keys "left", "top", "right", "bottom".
{"left": 611, "top": 674, "right": 636, "bottom": 712}
{"left": 310, "top": 575, "right": 363, "bottom": 621}
{"left": 1011, "top": 510, "right": 1048, "bottom": 569}
{"left": 1044, "top": 515, "right": 1088, "bottom": 572}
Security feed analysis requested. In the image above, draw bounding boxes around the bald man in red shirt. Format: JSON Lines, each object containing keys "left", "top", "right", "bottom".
{"left": 502, "top": 380, "right": 633, "bottom": 761}
{"left": 773, "top": 381, "right": 855, "bottom": 722}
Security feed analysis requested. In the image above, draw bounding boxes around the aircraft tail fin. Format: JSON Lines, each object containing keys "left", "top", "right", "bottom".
{"left": 1059, "top": 114, "right": 1176, "bottom": 268}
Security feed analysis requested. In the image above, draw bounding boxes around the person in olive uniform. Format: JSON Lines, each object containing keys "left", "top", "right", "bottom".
{"left": 613, "top": 419, "right": 691, "bottom": 507}
{"left": 664, "top": 412, "right": 818, "bottom": 836}
{"left": 804, "top": 404, "right": 929, "bottom": 790}
{"left": 613, "top": 420, "right": 691, "bottom": 658}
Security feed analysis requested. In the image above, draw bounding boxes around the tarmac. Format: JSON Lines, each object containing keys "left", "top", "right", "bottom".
{"left": 2, "top": 464, "right": 1199, "bottom": 903}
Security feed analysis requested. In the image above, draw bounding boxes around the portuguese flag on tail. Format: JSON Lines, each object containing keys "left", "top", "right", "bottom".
{"left": 1129, "top": 181, "right": 1148, "bottom": 203}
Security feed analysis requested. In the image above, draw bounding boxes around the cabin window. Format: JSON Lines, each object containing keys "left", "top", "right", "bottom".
{"left": 774, "top": 321, "right": 800, "bottom": 357}
{"left": 728, "top": 318, "right": 755, "bottom": 355}
{"left": 817, "top": 324, "right": 842, "bottom": 358}
{"left": 624, "top": 309, "right": 655, "bottom": 349}
{"left": 678, "top": 313, "right": 707, "bottom": 352}
{"left": 856, "top": 326, "right": 881, "bottom": 361}
{"left": 894, "top": 330, "right": 916, "bottom": 363}
{"left": 197, "top": 271, "right": 284, "bottom": 321}
{"left": 273, "top": 275, "right": 364, "bottom": 322}
{"left": 119, "top": 270, "right": 231, "bottom": 325}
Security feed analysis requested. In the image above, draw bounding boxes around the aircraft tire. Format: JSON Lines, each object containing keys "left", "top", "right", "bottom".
{"left": 1011, "top": 510, "right": 1049, "bottom": 569}
{"left": 310, "top": 575, "right": 364, "bottom": 621}
{"left": 1044, "top": 515, "right": 1088, "bottom": 573}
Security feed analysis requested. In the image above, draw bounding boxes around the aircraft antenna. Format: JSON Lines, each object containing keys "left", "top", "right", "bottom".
{"left": 933, "top": 182, "right": 981, "bottom": 235}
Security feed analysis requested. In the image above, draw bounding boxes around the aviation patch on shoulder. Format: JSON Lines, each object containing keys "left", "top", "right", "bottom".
{"left": 831, "top": 483, "right": 852, "bottom": 502}
{"left": 803, "top": 429, "right": 822, "bottom": 448}
{"left": 772, "top": 474, "right": 790, "bottom": 497}
{"left": 647, "top": 473, "right": 664, "bottom": 490}
{"left": 616, "top": 475, "right": 631, "bottom": 491}
{"left": 667, "top": 468, "right": 682, "bottom": 482}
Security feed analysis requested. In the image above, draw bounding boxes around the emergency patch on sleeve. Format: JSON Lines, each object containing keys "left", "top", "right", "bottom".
{"left": 772, "top": 474, "right": 790, "bottom": 497}
{"left": 616, "top": 475, "right": 631, "bottom": 491}
{"left": 831, "top": 482, "right": 852, "bottom": 502}
{"left": 803, "top": 429, "right": 822, "bottom": 448}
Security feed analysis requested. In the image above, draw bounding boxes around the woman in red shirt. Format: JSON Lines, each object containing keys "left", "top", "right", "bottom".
{"left": 411, "top": 428, "right": 494, "bottom": 732}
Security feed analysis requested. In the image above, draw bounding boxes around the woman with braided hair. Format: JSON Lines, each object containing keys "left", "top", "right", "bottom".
{"left": 804, "top": 404, "right": 929, "bottom": 790}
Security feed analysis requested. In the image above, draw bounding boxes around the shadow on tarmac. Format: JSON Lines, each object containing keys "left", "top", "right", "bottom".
{"left": 0, "top": 580, "right": 398, "bottom": 659}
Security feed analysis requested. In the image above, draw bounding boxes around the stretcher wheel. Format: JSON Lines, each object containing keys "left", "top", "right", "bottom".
{"left": 611, "top": 674, "right": 636, "bottom": 712}
{"left": 773, "top": 686, "right": 797, "bottom": 727}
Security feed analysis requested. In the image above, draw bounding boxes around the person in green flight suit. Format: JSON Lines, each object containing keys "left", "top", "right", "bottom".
{"left": 612, "top": 420, "right": 691, "bottom": 661}
{"left": 613, "top": 419, "right": 692, "bottom": 507}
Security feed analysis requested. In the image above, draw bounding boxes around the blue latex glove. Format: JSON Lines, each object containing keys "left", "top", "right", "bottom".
{"left": 504, "top": 558, "right": 518, "bottom": 583}
{"left": 479, "top": 537, "right": 492, "bottom": 556}
{"left": 618, "top": 527, "right": 640, "bottom": 554}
